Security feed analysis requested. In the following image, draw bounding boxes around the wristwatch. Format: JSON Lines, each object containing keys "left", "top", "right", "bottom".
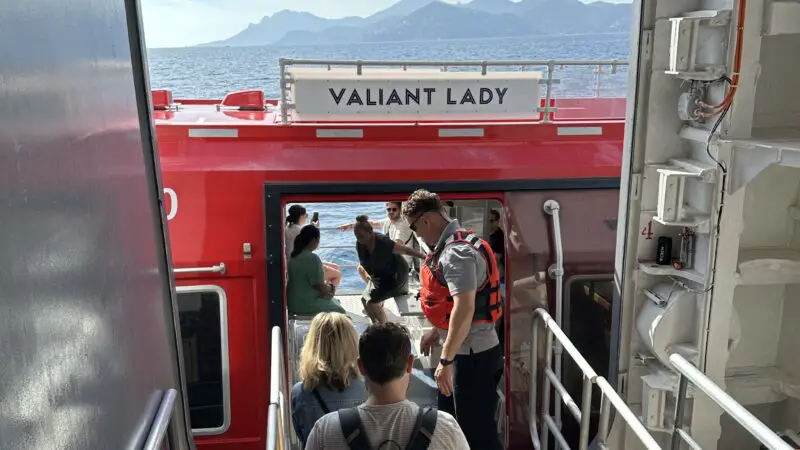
{"left": 440, "top": 358, "right": 454, "bottom": 366}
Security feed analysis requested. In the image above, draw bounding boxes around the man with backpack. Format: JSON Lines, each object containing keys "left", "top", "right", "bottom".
{"left": 305, "top": 322, "right": 468, "bottom": 450}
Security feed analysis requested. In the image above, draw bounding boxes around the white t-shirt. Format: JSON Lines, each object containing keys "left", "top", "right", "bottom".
{"left": 382, "top": 218, "right": 413, "bottom": 245}
{"left": 305, "top": 400, "right": 469, "bottom": 450}
{"left": 382, "top": 218, "right": 418, "bottom": 267}
{"left": 285, "top": 223, "right": 302, "bottom": 260}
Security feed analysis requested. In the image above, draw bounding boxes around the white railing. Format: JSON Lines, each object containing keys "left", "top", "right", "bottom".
{"left": 669, "top": 354, "right": 792, "bottom": 450}
{"left": 315, "top": 226, "right": 360, "bottom": 292}
{"left": 315, "top": 242, "right": 362, "bottom": 295}
{"left": 530, "top": 308, "right": 661, "bottom": 450}
{"left": 277, "top": 58, "right": 629, "bottom": 124}
{"left": 267, "top": 326, "right": 293, "bottom": 450}
{"left": 543, "top": 199, "right": 565, "bottom": 429}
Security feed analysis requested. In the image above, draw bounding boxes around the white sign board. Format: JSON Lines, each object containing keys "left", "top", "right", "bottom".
{"left": 287, "top": 67, "right": 542, "bottom": 122}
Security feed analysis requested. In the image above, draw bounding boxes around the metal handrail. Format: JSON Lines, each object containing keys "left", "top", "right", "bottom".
{"left": 173, "top": 262, "right": 226, "bottom": 275}
{"left": 669, "top": 354, "right": 792, "bottom": 450}
{"left": 543, "top": 199, "right": 565, "bottom": 433}
{"left": 278, "top": 58, "right": 629, "bottom": 124}
{"left": 267, "top": 326, "right": 292, "bottom": 450}
{"left": 530, "top": 308, "right": 661, "bottom": 450}
{"left": 143, "top": 389, "right": 178, "bottom": 450}
{"left": 280, "top": 58, "right": 629, "bottom": 67}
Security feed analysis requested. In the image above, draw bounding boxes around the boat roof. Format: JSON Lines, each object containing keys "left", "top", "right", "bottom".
{"left": 152, "top": 58, "right": 629, "bottom": 126}
{"left": 153, "top": 59, "right": 628, "bottom": 179}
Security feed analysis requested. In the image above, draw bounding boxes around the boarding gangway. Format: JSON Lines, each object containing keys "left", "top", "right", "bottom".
{"left": 266, "top": 201, "right": 794, "bottom": 449}
{"left": 266, "top": 310, "right": 793, "bottom": 450}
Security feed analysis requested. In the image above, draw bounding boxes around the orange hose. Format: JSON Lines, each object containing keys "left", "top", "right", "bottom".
{"left": 708, "top": 0, "right": 746, "bottom": 112}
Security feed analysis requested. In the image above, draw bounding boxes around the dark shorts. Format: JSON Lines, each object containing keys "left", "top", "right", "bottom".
{"left": 361, "top": 271, "right": 409, "bottom": 305}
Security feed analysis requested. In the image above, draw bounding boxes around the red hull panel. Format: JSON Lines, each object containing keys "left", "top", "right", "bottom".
{"left": 155, "top": 96, "right": 626, "bottom": 449}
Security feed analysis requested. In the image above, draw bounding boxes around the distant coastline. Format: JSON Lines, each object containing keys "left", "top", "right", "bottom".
{"left": 148, "top": 31, "right": 630, "bottom": 51}
{"left": 194, "top": 0, "right": 632, "bottom": 48}
{"left": 146, "top": 34, "right": 631, "bottom": 99}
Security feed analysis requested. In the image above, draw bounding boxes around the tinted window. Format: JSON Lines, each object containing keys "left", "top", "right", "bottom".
{"left": 178, "top": 289, "right": 227, "bottom": 432}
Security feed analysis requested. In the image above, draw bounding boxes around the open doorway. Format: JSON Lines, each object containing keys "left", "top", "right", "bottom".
{"left": 264, "top": 178, "right": 619, "bottom": 448}
{"left": 279, "top": 197, "right": 505, "bottom": 410}
{"left": 284, "top": 200, "right": 505, "bottom": 296}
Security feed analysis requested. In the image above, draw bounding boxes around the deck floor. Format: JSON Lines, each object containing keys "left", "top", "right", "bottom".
{"left": 288, "top": 287, "right": 440, "bottom": 408}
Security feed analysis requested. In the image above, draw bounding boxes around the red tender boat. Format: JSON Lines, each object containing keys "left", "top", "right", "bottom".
{"left": 153, "top": 58, "right": 627, "bottom": 450}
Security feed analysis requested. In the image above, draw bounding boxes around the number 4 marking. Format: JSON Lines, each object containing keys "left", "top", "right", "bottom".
{"left": 641, "top": 220, "right": 653, "bottom": 240}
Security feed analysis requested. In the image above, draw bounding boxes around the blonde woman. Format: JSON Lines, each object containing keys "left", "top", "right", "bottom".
{"left": 290, "top": 312, "right": 367, "bottom": 447}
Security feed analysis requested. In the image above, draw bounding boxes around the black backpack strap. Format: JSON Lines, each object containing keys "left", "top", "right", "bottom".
{"left": 311, "top": 389, "right": 330, "bottom": 414}
{"left": 338, "top": 408, "right": 371, "bottom": 450}
{"left": 405, "top": 407, "right": 438, "bottom": 450}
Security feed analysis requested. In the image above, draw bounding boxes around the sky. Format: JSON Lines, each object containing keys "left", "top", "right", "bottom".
{"left": 141, "top": 0, "right": 632, "bottom": 49}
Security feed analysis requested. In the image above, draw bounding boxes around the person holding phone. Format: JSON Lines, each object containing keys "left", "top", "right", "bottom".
{"left": 286, "top": 205, "right": 341, "bottom": 289}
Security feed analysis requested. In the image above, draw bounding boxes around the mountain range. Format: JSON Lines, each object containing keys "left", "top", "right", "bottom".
{"left": 200, "top": 0, "right": 632, "bottom": 47}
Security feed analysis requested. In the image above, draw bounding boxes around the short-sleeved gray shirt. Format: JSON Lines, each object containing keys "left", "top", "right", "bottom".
{"left": 434, "top": 220, "right": 499, "bottom": 355}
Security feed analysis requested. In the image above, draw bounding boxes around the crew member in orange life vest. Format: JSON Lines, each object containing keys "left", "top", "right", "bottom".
{"left": 402, "top": 189, "right": 503, "bottom": 450}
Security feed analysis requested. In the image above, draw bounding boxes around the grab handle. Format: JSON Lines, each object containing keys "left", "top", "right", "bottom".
{"left": 543, "top": 199, "right": 565, "bottom": 438}
{"left": 173, "top": 262, "right": 226, "bottom": 275}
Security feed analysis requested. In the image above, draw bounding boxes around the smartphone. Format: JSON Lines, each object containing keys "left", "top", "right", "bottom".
{"left": 311, "top": 212, "right": 319, "bottom": 223}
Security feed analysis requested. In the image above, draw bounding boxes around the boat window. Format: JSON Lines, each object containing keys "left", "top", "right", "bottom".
{"left": 455, "top": 201, "right": 488, "bottom": 237}
{"left": 445, "top": 200, "right": 500, "bottom": 239}
{"left": 176, "top": 285, "right": 230, "bottom": 435}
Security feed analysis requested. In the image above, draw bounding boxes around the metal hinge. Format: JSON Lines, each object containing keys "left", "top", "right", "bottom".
{"left": 641, "top": 29, "right": 654, "bottom": 61}
{"left": 631, "top": 172, "right": 642, "bottom": 200}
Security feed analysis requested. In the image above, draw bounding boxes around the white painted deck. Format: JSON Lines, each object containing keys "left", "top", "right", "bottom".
{"left": 287, "top": 284, "right": 441, "bottom": 408}
{"left": 336, "top": 289, "right": 440, "bottom": 368}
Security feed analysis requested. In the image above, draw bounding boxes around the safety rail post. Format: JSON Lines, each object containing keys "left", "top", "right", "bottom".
{"left": 267, "top": 326, "right": 292, "bottom": 450}
{"left": 530, "top": 308, "right": 661, "bottom": 450}
{"left": 669, "top": 354, "right": 792, "bottom": 450}
{"left": 594, "top": 64, "right": 605, "bottom": 98}
{"left": 540, "top": 323, "right": 555, "bottom": 450}
{"left": 279, "top": 59, "right": 289, "bottom": 124}
{"left": 530, "top": 311, "right": 540, "bottom": 449}
{"left": 543, "top": 61, "right": 555, "bottom": 123}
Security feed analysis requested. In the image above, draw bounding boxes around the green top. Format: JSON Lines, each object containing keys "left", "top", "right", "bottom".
{"left": 287, "top": 251, "right": 345, "bottom": 315}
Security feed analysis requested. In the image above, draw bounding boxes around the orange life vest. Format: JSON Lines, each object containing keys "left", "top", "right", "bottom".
{"left": 419, "top": 229, "right": 503, "bottom": 330}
